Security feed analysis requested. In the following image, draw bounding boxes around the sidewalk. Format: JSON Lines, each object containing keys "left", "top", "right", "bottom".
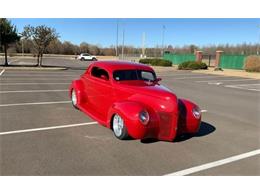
{"left": 193, "top": 67, "right": 260, "bottom": 79}
{"left": 150, "top": 66, "right": 178, "bottom": 72}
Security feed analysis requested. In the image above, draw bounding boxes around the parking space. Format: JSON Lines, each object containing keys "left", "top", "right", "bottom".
{"left": 0, "top": 60, "right": 259, "bottom": 176}
{"left": 189, "top": 154, "right": 260, "bottom": 176}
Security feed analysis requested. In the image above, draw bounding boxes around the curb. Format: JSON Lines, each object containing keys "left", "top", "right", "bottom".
{"left": 191, "top": 69, "right": 260, "bottom": 79}
{"left": 0, "top": 66, "right": 68, "bottom": 71}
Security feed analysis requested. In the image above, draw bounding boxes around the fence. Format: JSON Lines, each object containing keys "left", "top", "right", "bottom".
{"left": 219, "top": 54, "right": 246, "bottom": 70}
{"left": 163, "top": 53, "right": 195, "bottom": 65}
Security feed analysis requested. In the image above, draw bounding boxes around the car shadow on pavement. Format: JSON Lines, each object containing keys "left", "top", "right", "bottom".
{"left": 141, "top": 121, "right": 216, "bottom": 144}
{"left": 174, "top": 121, "right": 216, "bottom": 142}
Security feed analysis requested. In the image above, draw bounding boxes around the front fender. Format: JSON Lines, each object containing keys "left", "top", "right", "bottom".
{"left": 178, "top": 98, "right": 201, "bottom": 134}
{"left": 107, "top": 101, "right": 151, "bottom": 139}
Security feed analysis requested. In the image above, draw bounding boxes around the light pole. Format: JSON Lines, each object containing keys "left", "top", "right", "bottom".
{"left": 257, "top": 25, "right": 260, "bottom": 55}
{"left": 161, "top": 25, "right": 166, "bottom": 56}
{"left": 121, "top": 28, "right": 125, "bottom": 60}
{"left": 116, "top": 19, "right": 119, "bottom": 57}
{"left": 142, "top": 32, "right": 146, "bottom": 58}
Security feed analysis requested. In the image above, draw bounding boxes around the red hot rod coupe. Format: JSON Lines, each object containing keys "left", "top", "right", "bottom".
{"left": 69, "top": 61, "right": 201, "bottom": 141}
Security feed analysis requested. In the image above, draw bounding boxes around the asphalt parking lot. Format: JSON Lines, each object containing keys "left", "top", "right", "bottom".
{"left": 0, "top": 57, "right": 259, "bottom": 175}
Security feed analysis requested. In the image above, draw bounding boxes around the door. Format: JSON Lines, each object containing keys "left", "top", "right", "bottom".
{"left": 87, "top": 66, "right": 113, "bottom": 118}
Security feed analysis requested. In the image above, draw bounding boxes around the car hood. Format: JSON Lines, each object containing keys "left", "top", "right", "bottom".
{"left": 117, "top": 82, "right": 176, "bottom": 100}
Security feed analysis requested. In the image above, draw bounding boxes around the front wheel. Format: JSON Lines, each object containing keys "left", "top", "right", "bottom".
{"left": 92, "top": 58, "right": 97, "bottom": 61}
{"left": 112, "top": 114, "right": 128, "bottom": 140}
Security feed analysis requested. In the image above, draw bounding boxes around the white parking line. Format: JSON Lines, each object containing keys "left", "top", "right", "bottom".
{"left": 0, "top": 78, "right": 70, "bottom": 80}
{"left": 226, "top": 83, "right": 260, "bottom": 86}
{"left": 165, "top": 149, "right": 260, "bottom": 176}
{"left": 0, "top": 69, "right": 5, "bottom": 76}
{"left": 208, "top": 82, "right": 223, "bottom": 85}
{"left": 0, "top": 101, "right": 71, "bottom": 107}
{"left": 4, "top": 71, "right": 77, "bottom": 74}
{"left": 196, "top": 78, "right": 258, "bottom": 83}
{"left": 159, "top": 73, "right": 202, "bottom": 77}
{"left": 172, "top": 76, "right": 226, "bottom": 80}
{"left": 201, "top": 109, "right": 207, "bottom": 113}
{"left": 225, "top": 84, "right": 260, "bottom": 92}
{"left": 2, "top": 74, "right": 77, "bottom": 76}
{"left": 0, "top": 89, "right": 68, "bottom": 94}
{"left": 0, "top": 122, "right": 98, "bottom": 136}
{"left": 2, "top": 74, "right": 79, "bottom": 80}
{"left": 0, "top": 83, "right": 70, "bottom": 85}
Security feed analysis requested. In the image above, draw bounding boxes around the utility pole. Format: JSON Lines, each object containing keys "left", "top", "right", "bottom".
{"left": 121, "top": 28, "right": 125, "bottom": 60}
{"left": 161, "top": 25, "right": 166, "bottom": 56}
{"left": 116, "top": 20, "right": 119, "bottom": 57}
{"left": 142, "top": 32, "right": 146, "bottom": 58}
{"left": 257, "top": 25, "right": 260, "bottom": 55}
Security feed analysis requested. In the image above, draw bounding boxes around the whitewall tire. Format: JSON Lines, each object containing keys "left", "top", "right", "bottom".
{"left": 112, "top": 114, "right": 128, "bottom": 140}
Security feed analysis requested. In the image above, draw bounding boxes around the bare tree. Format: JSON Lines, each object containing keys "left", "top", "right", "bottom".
{"left": 22, "top": 25, "right": 58, "bottom": 66}
{"left": 88, "top": 45, "right": 100, "bottom": 55}
{"left": 62, "top": 41, "right": 77, "bottom": 55}
{"left": 9, "top": 38, "right": 260, "bottom": 57}
{"left": 46, "top": 38, "right": 63, "bottom": 54}
{"left": 79, "top": 42, "right": 89, "bottom": 54}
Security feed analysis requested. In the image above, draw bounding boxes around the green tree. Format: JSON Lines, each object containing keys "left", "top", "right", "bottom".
{"left": 22, "top": 25, "right": 58, "bottom": 66}
{"left": 0, "top": 18, "right": 20, "bottom": 65}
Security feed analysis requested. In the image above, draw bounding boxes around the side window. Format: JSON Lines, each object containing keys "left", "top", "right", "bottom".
{"left": 91, "top": 66, "right": 109, "bottom": 81}
{"left": 113, "top": 70, "right": 138, "bottom": 81}
{"left": 141, "top": 71, "right": 155, "bottom": 81}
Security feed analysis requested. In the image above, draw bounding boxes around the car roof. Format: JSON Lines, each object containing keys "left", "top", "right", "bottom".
{"left": 89, "top": 61, "right": 154, "bottom": 73}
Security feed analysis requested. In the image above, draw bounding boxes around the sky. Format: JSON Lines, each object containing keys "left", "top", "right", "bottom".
{"left": 10, "top": 18, "right": 260, "bottom": 48}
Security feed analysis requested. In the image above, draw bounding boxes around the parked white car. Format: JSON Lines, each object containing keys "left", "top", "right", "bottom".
{"left": 77, "top": 53, "right": 97, "bottom": 61}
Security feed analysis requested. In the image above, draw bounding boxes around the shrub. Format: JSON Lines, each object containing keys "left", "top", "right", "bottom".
{"left": 139, "top": 58, "right": 172, "bottom": 67}
{"left": 139, "top": 58, "right": 152, "bottom": 64}
{"left": 244, "top": 56, "right": 260, "bottom": 72}
{"left": 178, "top": 61, "right": 208, "bottom": 70}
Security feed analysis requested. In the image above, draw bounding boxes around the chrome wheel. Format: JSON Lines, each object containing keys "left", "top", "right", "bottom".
{"left": 71, "top": 89, "right": 77, "bottom": 107}
{"left": 113, "top": 114, "right": 125, "bottom": 139}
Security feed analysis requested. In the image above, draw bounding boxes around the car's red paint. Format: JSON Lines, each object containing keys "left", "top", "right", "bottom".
{"left": 70, "top": 61, "right": 201, "bottom": 141}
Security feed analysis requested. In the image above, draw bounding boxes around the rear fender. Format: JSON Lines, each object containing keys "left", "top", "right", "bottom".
{"left": 69, "top": 80, "right": 86, "bottom": 105}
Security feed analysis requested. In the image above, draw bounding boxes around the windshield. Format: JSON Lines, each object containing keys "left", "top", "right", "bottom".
{"left": 113, "top": 70, "right": 156, "bottom": 82}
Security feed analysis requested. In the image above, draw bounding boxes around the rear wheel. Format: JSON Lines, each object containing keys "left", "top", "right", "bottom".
{"left": 80, "top": 57, "right": 85, "bottom": 61}
{"left": 71, "top": 89, "right": 78, "bottom": 109}
{"left": 112, "top": 114, "right": 128, "bottom": 140}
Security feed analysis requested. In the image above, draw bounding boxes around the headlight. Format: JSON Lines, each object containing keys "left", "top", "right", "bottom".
{"left": 139, "top": 110, "right": 149, "bottom": 125}
{"left": 192, "top": 106, "right": 201, "bottom": 119}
